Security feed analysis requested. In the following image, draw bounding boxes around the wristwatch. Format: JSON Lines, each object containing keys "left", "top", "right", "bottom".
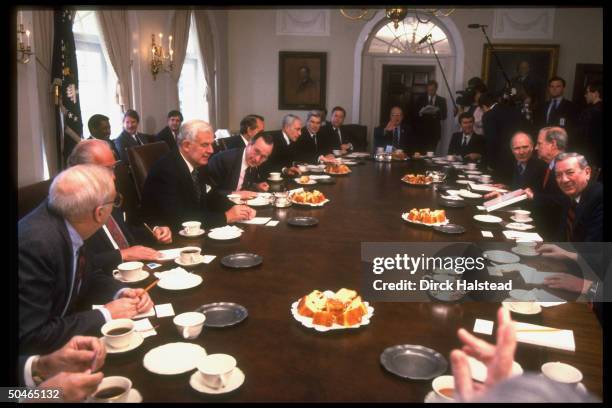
{"left": 586, "top": 281, "right": 599, "bottom": 300}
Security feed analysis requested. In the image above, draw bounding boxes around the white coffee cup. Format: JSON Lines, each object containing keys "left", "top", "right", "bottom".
{"left": 269, "top": 172, "right": 281, "bottom": 180}
{"left": 426, "top": 151, "right": 434, "bottom": 157}
{"left": 112, "top": 261, "right": 143, "bottom": 282}
{"left": 432, "top": 375, "right": 455, "bottom": 401}
{"left": 197, "top": 354, "right": 237, "bottom": 389}
{"left": 182, "top": 221, "right": 201, "bottom": 235}
{"left": 376, "top": 147, "right": 384, "bottom": 154}
{"left": 173, "top": 312, "right": 206, "bottom": 339}
{"left": 101, "top": 319, "right": 134, "bottom": 349}
{"left": 90, "top": 376, "right": 132, "bottom": 403}
{"left": 513, "top": 210, "right": 531, "bottom": 221}
{"left": 480, "top": 174, "right": 492, "bottom": 183}
{"left": 516, "top": 241, "right": 537, "bottom": 254}
{"left": 333, "top": 149, "right": 342, "bottom": 156}
{"left": 467, "top": 162, "right": 477, "bottom": 170}
{"left": 180, "top": 246, "right": 202, "bottom": 264}
{"left": 541, "top": 362, "right": 583, "bottom": 385}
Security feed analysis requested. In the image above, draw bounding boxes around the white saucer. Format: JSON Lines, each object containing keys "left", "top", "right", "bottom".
{"left": 113, "top": 270, "right": 150, "bottom": 284}
{"left": 144, "top": 343, "right": 207, "bottom": 375}
{"left": 179, "top": 229, "right": 206, "bottom": 237}
{"left": 189, "top": 367, "right": 245, "bottom": 394}
{"left": 502, "top": 299, "right": 542, "bottom": 315}
{"left": 100, "top": 331, "right": 144, "bottom": 354}
{"left": 511, "top": 215, "right": 533, "bottom": 223}
{"left": 511, "top": 247, "right": 539, "bottom": 257}
{"left": 505, "top": 222, "right": 535, "bottom": 231}
{"left": 127, "top": 389, "right": 143, "bottom": 403}
{"left": 208, "top": 230, "right": 242, "bottom": 240}
{"left": 174, "top": 255, "right": 206, "bottom": 266}
{"left": 474, "top": 214, "right": 502, "bottom": 223}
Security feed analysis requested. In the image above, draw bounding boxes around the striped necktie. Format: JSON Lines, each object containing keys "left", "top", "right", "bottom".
{"left": 105, "top": 215, "right": 130, "bottom": 249}
{"left": 565, "top": 201, "right": 577, "bottom": 241}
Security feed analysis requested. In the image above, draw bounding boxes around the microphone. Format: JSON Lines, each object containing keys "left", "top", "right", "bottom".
{"left": 468, "top": 24, "right": 487, "bottom": 29}
{"left": 417, "top": 34, "right": 431, "bottom": 44}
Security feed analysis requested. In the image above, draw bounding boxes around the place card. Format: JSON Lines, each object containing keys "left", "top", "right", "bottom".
{"left": 473, "top": 319, "right": 494, "bottom": 335}
{"left": 155, "top": 303, "right": 175, "bottom": 318}
{"left": 147, "top": 262, "right": 162, "bottom": 269}
{"left": 266, "top": 220, "right": 280, "bottom": 227}
{"left": 237, "top": 217, "right": 271, "bottom": 225}
{"left": 202, "top": 255, "right": 216, "bottom": 264}
{"left": 481, "top": 231, "right": 494, "bottom": 238}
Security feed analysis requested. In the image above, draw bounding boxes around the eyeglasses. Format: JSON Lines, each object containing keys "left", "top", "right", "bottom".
{"left": 101, "top": 192, "right": 123, "bottom": 208}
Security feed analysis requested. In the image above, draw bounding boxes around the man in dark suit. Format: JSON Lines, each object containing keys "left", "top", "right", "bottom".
{"left": 113, "top": 110, "right": 154, "bottom": 164}
{"left": 318, "top": 106, "right": 353, "bottom": 155}
{"left": 524, "top": 127, "right": 570, "bottom": 240}
{"left": 261, "top": 114, "right": 303, "bottom": 177}
{"left": 19, "top": 164, "right": 154, "bottom": 355}
{"left": 577, "top": 82, "right": 603, "bottom": 169}
{"left": 294, "top": 111, "right": 335, "bottom": 164}
{"left": 447, "top": 113, "right": 485, "bottom": 162}
{"left": 207, "top": 132, "right": 274, "bottom": 197}
{"left": 480, "top": 93, "right": 524, "bottom": 183}
{"left": 156, "top": 110, "right": 183, "bottom": 150}
{"left": 554, "top": 152, "right": 602, "bottom": 242}
{"left": 536, "top": 77, "right": 578, "bottom": 134}
{"left": 67, "top": 139, "right": 174, "bottom": 272}
{"left": 373, "top": 106, "right": 415, "bottom": 153}
{"left": 141, "top": 119, "right": 256, "bottom": 231}
{"left": 87, "top": 114, "right": 120, "bottom": 160}
{"left": 415, "top": 80, "right": 447, "bottom": 152}
{"left": 223, "top": 114, "right": 265, "bottom": 151}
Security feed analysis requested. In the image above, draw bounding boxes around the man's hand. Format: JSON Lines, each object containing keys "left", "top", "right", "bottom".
{"left": 232, "top": 190, "right": 257, "bottom": 200}
{"left": 120, "top": 245, "right": 162, "bottom": 262}
{"left": 38, "top": 370, "right": 104, "bottom": 402}
{"left": 36, "top": 336, "right": 107, "bottom": 379}
{"left": 543, "top": 273, "right": 592, "bottom": 294}
{"left": 104, "top": 297, "right": 139, "bottom": 319}
{"left": 524, "top": 187, "right": 534, "bottom": 200}
{"left": 451, "top": 307, "right": 516, "bottom": 401}
{"left": 120, "top": 288, "right": 154, "bottom": 313}
{"left": 153, "top": 226, "right": 172, "bottom": 244}
{"left": 340, "top": 143, "right": 352, "bottom": 151}
{"left": 225, "top": 205, "right": 256, "bottom": 223}
{"left": 384, "top": 120, "right": 397, "bottom": 131}
{"left": 537, "top": 244, "right": 578, "bottom": 262}
{"left": 483, "top": 191, "right": 502, "bottom": 200}
{"left": 256, "top": 182, "right": 269, "bottom": 192}
{"left": 285, "top": 167, "right": 301, "bottom": 177}
{"left": 464, "top": 153, "right": 481, "bottom": 161}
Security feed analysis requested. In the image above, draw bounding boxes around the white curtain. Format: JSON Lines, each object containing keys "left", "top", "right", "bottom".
{"left": 168, "top": 10, "right": 191, "bottom": 110}
{"left": 193, "top": 10, "right": 216, "bottom": 128}
{"left": 96, "top": 10, "right": 133, "bottom": 112}
{"left": 33, "top": 10, "right": 57, "bottom": 177}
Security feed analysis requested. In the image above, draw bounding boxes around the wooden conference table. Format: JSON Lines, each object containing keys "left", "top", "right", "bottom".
{"left": 102, "top": 158, "right": 602, "bottom": 402}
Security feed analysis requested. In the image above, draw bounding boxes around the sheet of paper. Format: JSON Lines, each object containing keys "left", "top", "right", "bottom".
{"left": 534, "top": 289, "right": 567, "bottom": 304}
{"left": 514, "top": 321, "right": 575, "bottom": 351}
{"left": 158, "top": 247, "right": 188, "bottom": 261}
{"left": 155, "top": 303, "right": 175, "bottom": 318}
{"left": 202, "top": 255, "right": 216, "bottom": 264}
{"left": 502, "top": 230, "right": 543, "bottom": 242}
{"left": 133, "top": 318, "right": 153, "bottom": 332}
{"left": 266, "top": 220, "right": 280, "bottom": 227}
{"left": 481, "top": 231, "right": 494, "bottom": 238}
{"left": 519, "top": 270, "right": 558, "bottom": 285}
{"left": 132, "top": 307, "right": 156, "bottom": 320}
{"left": 473, "top": 319, "right": 494, "bottom": 335}
{"left": 237, "top": 217, "right": 272, "bottom": 225}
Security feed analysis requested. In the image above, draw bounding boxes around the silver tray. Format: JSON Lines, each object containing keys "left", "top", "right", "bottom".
{"left": 380, "top": 344, "right": 447, "bottom": 380}
{"left": 287, "top": 216, "right": 319, "bottom": 227}
{"left": 433, "top": 223, "right": 466, "bottom": 234}
{"left": 195, "top": 302, "right": 248, "bottom": 327}
{"left": 221, "top": 253, "right": 263, "bottom": 269}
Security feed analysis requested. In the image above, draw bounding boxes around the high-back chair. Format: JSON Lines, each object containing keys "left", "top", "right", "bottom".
{"left": 127, "top": 141, "right": 170, "bottom": 201}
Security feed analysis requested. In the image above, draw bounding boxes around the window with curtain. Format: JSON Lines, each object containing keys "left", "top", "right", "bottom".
{"left": 73, "top": 10, "right": 123, "bottom": 139}
{"left": 178, "top": 14, "right": 209, "bottom": 122}
{"left": 368, "top": 15, "right": 451, "bottom": 55}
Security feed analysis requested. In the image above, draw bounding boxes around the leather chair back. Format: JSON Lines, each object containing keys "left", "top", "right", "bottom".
{"left": 343, "top": 124, "right": 368, "bottom": 151}
{"left": 18, "top": 178, "right": 53, "bottom": 219}
{"left": 127, "top": 141, "right": 170, "bottom": 200}
{"left": 114, "top": 161, "right": 142, "bottom": 225}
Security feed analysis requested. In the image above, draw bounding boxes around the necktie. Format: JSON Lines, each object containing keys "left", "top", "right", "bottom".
{"left": 191, "top": 168, "right": 203, "bottom": 204}
{"left": 74, "top": 247, "right": 86, "bottom": 297}
{"left": 429, "top": 96, "right": 433, "bottom": 105}
{"left": 334, "top": 128, "right": 342, "bottom": 146}
{"left": 312, "top": 134, "right": 317, "bottom": 148}
{"left": 394, "top": 127, "right": 400, "bottom": 148}
{"left": 462, "top": 135, "right": 468, "bottom": 147}
{"left": 547, "top": 99, "right": 559, "bottom": 124}
{"left": 565, "top": 201, "right": 577, "bottom": 241}
{"left": 133, "top": 133, "right": 143, "bottom": 145}
{"left": 105, "top": 215, "right": 130, "bottom": 249}
{"left": 542, "top": 167, "right": 551, "bottom": 189}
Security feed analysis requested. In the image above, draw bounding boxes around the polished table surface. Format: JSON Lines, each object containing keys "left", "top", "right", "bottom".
{"left": 103, "top": 159, "right": 602, "bottom": 402}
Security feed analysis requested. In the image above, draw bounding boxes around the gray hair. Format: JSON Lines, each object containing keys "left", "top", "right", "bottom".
{"left": 543, "top": 127, "right": 568, "bottom": 150}
{"left": 49, "top": 164, "right": 115, "bottom": 220}
{"left": 510, "top": 131, "right": 533, "bottom": 148}
{"left": 306, "top": 111, "right": 322, "bottom": 122}
{"left": 67, "top": 139, "right": 110, "bottom": 166}
{"left": 176, "top": 119, "right": 214, "bottom": 145}
{"left": 556, "top": 152, "right": 589, "bottom": 169}
{"left": 282, "top": 114, "right": 301, "bottom": 129}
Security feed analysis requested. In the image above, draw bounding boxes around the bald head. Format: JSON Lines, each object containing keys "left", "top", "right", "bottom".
{"left": 67, "top": 139, "right": 116, "bottom": 168}
{"left": 510, "top": 132, "right": 534, "bottom": 163}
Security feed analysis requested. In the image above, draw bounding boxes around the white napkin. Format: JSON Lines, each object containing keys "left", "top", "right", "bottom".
{"left": 266, "top": 220, "right": 280, "bottom": 227}
{"left": 502, "top": 230, "right": 544, "bottom": 242}
{"left": 237, "top": 217, "right": 271, "bottom": 225}
{"left": 202, "top": 255, "right": 216, "bottom": 264}
{"left": 155, "top": 303, "right": 175, "bottom": 318}
{"left": 473, "top": 319, "right": 494, "bottom": 335}
{"left": 514, "top": 321, "right": 575, "bottom": 351}
{"left": 154, "top": 266, "right": 191, "bottom": 280}
{"left": 134, "top": 318, "right": 157, "bottom": 338}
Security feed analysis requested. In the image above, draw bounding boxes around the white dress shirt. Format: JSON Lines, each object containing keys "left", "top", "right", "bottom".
{"left": 236, "top": 148, "right": 249, "bottom": 190}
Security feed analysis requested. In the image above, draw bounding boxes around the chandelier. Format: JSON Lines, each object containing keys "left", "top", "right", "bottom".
{"left": 340, "top": 8, "right": 455, "bottom": 29}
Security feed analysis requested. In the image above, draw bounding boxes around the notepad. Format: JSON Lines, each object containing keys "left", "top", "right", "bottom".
{"left": 266, "top": 220, "right": 280, "bottom": 227}
{"left": 514, "top": 321, "right": 575, "bottom": 351}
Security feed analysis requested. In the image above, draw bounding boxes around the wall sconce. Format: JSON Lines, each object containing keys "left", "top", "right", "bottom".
{"left": 150, "top": 32, "right": 173, "bottom": 80}
{"left": 17, "top": 11, "right": 33, "bottom": 64}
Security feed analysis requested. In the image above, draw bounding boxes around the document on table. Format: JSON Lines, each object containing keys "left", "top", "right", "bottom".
{"left": 518, "top": 269, "right": 559, "bottom": 284}
{"left": 515, "top": 321, "right": 575, "bottom": 351}
{"left": 158, "top": 247, "right": 188, "bottom": 261}
{"left": 237, "top": 217, "right": 271, "bottom": 225}
{"left": 502, "top": 230, "right": 544, "bottom": 242}
{"left": 155, "top": 303, "right": 175, "bottom": 318}
{"left": 473, "top": 319, "right": 494, "bottom": 335}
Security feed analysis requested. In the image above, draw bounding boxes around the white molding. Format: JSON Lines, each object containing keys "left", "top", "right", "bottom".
{"left": 493, "top": 8, "right": 555, "bottom": 39}
{"left": 276, "top": 10, "right": 330, "bottom": 36}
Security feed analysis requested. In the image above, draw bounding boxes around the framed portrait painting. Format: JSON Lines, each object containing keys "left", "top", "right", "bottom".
{"left": 482, "top": 44, "right": 559, "bottom": 107}
{"left": 279, "top": 51, "right": 327, "bottom": 110}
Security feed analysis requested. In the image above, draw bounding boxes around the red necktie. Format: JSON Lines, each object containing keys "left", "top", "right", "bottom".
{"left": 565, "top": 201, "right": 577, "bottom": 241}
{"left": 542, "top": 167, "right": 551, "bottom": 188}
{"left": 105, "top": 215, "right": 130, "bottom": 249}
